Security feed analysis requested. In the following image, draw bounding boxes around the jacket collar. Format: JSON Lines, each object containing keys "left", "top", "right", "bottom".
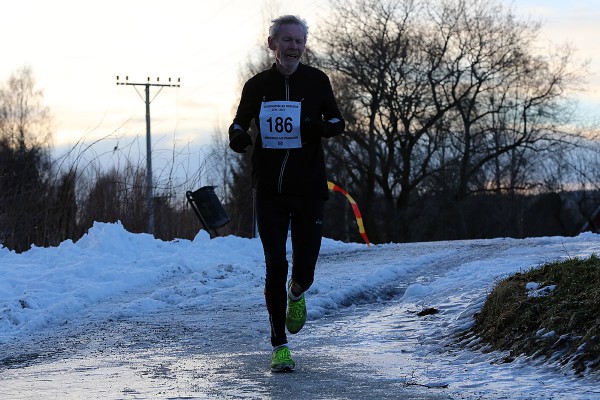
{"left": 270, "top": 62, "right": 305, "bottom": 77}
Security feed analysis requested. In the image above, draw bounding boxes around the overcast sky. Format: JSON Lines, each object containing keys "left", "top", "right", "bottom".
{"left": 2, "top": 0, "right": 599, "bottom": 156}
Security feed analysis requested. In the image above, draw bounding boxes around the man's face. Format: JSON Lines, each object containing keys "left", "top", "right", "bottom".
{"left": 268, "top": 23, "right": 306, "bottom": 74}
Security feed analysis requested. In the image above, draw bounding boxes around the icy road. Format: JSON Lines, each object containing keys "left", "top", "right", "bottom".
{"left": 1, "top": 223, "right": 599, "bottom": 399}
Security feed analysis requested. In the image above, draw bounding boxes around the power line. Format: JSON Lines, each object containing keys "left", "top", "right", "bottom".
{"left": 116, "top": 75, "right": 181, "bottom": 235}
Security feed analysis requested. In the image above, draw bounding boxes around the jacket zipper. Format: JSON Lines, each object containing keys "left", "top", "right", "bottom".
{"left": 277, "top": 76, "right": 291, "bottom": 194}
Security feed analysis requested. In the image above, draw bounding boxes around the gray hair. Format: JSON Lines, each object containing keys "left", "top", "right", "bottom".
{"left": 269, "top": 15, "right": 308, "bottom": 41}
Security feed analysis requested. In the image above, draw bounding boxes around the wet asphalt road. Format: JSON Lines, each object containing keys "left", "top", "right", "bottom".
{"left": 0, "top": 303, "right": 449, "bottom": 400}
{"left": 0, "top": 247, "right": 466, "bottom": 399}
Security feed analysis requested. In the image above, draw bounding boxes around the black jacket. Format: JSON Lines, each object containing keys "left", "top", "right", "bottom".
{"left": 231, "top": 63, "right": 344, "bottom": 199}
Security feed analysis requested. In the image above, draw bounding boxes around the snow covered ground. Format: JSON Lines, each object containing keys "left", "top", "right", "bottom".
{"left": 1, "top": 222, "right": 600, "bottom": 399}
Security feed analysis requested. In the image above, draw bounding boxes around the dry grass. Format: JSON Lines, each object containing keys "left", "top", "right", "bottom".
{"left": 472, "top": 255, "right": 600, "bottom": 374}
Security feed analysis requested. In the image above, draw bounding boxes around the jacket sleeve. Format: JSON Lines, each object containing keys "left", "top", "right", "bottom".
{"left": 321, "top": 75, "right": 345, "bottom": 138}
{"left": 231, "top": 78, "right": 260, "bottom": 133}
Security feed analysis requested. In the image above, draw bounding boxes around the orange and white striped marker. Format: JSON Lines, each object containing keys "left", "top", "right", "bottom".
{"left": 327, "top": 181, "right": 371, "bottom": 247}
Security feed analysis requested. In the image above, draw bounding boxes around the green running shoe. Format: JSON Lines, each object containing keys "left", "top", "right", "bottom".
{"left": 286, "top": 283, "right": 306, "bottom": 334}
{"left": 270, "top": 346, "right": 295, "bottom": 372}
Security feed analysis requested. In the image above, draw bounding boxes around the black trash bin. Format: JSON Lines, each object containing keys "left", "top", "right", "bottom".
{"left": 186, "top": 186, "right": 230, "bottom": 238}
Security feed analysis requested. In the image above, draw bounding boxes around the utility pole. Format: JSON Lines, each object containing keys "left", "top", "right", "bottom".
{"left": 116, "top": 75, "right": 180, "bottom": 235}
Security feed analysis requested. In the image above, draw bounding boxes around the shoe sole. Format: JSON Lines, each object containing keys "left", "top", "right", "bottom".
{"left": 286, "top": 323, "right": 305, "bottom": 334}
{"left": 271, "top": 365, "right": 295, "bottom": 373}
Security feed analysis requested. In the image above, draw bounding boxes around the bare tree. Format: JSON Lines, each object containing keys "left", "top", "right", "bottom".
{"left": 314, "top": 0, "right": 586, "bottom": 242}
{"left": 431, "top": 0, "right": 583, "bottom": 198}
{"left": 0, "top": 66, "right": 52, "bottom": 151}
{"left": 0, "top": 67, "right": 55, "bottom": 251}
{"left": 316, "top": 0, "right": 479, "bottom": 239}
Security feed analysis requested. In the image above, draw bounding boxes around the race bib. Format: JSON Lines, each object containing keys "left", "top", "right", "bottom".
{"left": 258, "top": 101, "right": 302, "bottom": 149}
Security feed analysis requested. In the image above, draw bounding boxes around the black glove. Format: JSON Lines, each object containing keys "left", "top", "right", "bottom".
{"left": 322, "top": 118, "right": 345, "bottom": 138}
{"left": 228, "top": 125, "right": 252, "bottom": 153}
{"left": 301, "top": 117, "right": 327, "bottom": 137}
{"left": 301, "top": 117, "right": 345, "bottom": 138}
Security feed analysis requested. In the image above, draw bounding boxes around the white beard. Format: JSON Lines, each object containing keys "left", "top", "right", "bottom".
{"left": 277, "top": 57, "right": 300, "bottom": 75}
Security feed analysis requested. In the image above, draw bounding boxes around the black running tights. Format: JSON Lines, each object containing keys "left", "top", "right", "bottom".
{"left": 256, "top": 193, "right": 324, "bottom": 347}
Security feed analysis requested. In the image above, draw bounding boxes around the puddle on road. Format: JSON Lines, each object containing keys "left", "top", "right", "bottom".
{"left": 0, "top": 349, "right": 240, "bottom": 399}
{"left": 0, "top": 342, "right": 442, "bottom": 400}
